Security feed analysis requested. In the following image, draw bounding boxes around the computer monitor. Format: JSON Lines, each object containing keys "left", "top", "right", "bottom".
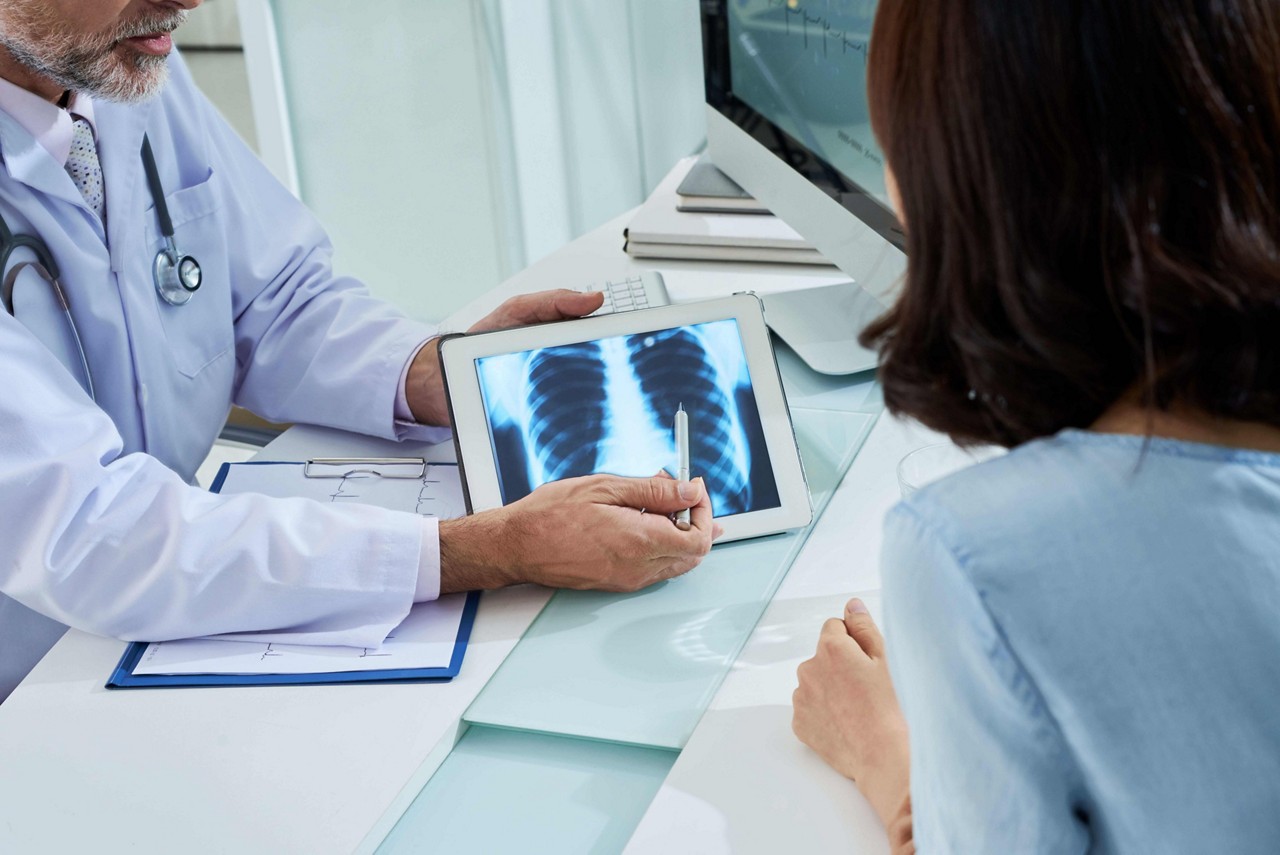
{"left": 702, "top": 0, "right": 906, "bottom": 369}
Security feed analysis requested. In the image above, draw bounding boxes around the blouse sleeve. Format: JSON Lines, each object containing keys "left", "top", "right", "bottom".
{"left": 880, "top": 502, "right": 1091, "bottom": 854}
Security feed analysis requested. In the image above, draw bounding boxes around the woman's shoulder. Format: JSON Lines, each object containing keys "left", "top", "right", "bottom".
{"left": 887, "top": 429, "right": 1280, "bottom": 584}
{"left": 890, "top": 431, "right": 1134, "bottom": 548}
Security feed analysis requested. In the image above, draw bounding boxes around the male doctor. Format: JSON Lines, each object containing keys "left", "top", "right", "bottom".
{"left": 0, "top": 0, "right": 717, "bottom": 702}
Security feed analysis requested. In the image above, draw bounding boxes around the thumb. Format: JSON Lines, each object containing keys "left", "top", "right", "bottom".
{"left": 599, "top": 475, "right": 704, "bottom": 514}
{"left": 468, "top": 289, "right": 602, "bottom": 333}
{"left": 552, "top": 288, "right": 604, "bottom": 317}
{"left": 843, "top": 598, "right": 884, "bottom": 658}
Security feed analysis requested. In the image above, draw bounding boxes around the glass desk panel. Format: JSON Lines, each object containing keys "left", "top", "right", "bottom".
{"left": 376, "top": 726, "right": 675, "bottom": 855}
{"left": 463, "top": 408, "right": 877, "bottom": 749}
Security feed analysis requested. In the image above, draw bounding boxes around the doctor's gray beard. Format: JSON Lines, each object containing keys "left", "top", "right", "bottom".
{"left": 0, "top": 6, "right": 188, "bottom": 103}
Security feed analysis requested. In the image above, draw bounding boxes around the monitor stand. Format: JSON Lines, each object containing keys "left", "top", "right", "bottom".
{"left": 761, "top": 280, "right": 883, "bottom": 375}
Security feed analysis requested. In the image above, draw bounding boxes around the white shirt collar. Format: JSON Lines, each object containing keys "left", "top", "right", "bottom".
{"left": 0, "top": 75, "right": 98, "bottom": 167}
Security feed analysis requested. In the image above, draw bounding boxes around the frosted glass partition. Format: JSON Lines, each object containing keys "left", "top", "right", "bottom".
{"left": 270, "top": 0, "right": 512, "bottom": 323}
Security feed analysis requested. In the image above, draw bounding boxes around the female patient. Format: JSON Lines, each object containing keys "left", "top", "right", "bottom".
{"left": 792, "top": 0, "right": 1280, "bottom": 851}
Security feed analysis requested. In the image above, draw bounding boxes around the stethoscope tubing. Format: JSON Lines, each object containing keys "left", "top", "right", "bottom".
{"left": 1, "top": 259, "right": 94, "bottom": 401}
{"left": 0, "top": 134, "right": 200, "bottom": 401}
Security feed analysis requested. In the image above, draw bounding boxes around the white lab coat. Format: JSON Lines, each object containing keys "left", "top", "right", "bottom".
{"left": 0, "top": 55, "right": 448, "bottom": 700}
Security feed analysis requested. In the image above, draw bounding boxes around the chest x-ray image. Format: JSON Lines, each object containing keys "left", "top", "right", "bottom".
{"left": 475, "top": 320, "right": 781, "bottom": 516}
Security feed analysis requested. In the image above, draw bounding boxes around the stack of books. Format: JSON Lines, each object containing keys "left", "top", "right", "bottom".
{"left": 624, "top": 155, "right": 834, "bottom": 266}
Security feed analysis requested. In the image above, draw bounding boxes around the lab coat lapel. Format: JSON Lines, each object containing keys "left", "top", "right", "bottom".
{"left": 93, "top": 97, "right": 153, "bottom": 272}
{"left": 0, "top": 110, "right": 90, "bottom": 212}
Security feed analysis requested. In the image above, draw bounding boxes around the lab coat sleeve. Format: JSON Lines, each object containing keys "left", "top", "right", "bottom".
{"left": 0, "top": 308, "right": 423, "bottom": 646}
{"left": 170, "top": 57, "right": 450, "bottom": 443}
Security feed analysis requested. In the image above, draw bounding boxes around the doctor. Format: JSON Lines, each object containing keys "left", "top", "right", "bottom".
{"left": 0, "top": 0, "right": 717, "bottom": 702}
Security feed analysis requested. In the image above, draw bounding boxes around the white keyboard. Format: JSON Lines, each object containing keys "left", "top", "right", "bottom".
{"left": 580, "top": 271, "right": 671, "bottom": 316}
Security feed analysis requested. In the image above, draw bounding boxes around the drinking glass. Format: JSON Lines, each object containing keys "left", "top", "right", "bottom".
{"left": 897, "top": 442, "right": 1003, "bottom": 498}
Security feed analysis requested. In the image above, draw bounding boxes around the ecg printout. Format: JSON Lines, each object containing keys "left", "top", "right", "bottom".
{"left": 132, "top": 462, "right": 469, "bottom": 677}
{"left": 210, "top": 460, "right": 468, "bottom": 520}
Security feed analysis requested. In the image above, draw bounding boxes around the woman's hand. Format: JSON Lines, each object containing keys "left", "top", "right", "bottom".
{"left": 793, "top": 598, "right": 912, "bottom": 832}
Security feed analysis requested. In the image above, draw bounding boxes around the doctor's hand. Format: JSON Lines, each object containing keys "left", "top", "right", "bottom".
{"left": 464, "top": 288, "right": 604, "bottom": 335}
{"left": 437, "top": 474, "right": 721, "bottom": 593}
{"left": 405, "top": 289, "right": 604, "bottom": 426}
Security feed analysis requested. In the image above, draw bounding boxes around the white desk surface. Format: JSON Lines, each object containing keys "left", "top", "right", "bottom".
{"left": 0, "top": 208, "right": 922, "bottom": 854}
{"left": 626, "top": 414, "right": 940, "bottom": 854}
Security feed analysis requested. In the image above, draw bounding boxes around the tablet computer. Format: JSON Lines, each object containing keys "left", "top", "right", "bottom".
{"left": 439, "top": 293, "right": 812, "bottom": 543}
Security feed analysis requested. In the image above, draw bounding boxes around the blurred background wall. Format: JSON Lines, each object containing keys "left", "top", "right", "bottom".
{"left": 177, "top": 0, "right": 706, "bottom": 325}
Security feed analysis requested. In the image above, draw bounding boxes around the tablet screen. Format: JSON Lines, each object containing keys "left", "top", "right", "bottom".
{"left": 474, "top": 319, "right": 782, "bottom": 517}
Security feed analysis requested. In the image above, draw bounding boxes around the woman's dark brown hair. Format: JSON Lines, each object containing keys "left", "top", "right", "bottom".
{"left": 862, "top": 0, "right": 1280, "bottom": 446}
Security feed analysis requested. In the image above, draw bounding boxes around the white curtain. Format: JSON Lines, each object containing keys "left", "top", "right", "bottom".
{"left": 482, "top": 0, "right": 707, "bottom": 265}
{"left": 244, "top": 0, "right": 705, "bottom": 322}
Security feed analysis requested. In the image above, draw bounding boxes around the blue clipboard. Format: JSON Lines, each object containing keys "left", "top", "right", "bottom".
{"left": 106, "top": 459, "right": 479, "bottom": 689}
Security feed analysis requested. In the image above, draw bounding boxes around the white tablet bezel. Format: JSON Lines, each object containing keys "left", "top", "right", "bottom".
{"left": 439, "top": 293, "right": 812, "bottom": 543}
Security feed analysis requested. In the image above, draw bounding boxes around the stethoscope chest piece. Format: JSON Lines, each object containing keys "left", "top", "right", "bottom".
{"left": 153, "top": 237, "right": 202, "bottom": 307}
{"left": 0, "top": 133, "right": 203, "bottom": 402}
{"left": 142, "top": 136, "right": 201, "bottom": 307}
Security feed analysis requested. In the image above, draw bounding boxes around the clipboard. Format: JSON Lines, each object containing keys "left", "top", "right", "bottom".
{"left": 107, "top": 458, "right": 479, "bottom": 689}
{"left": 106, "top": 593, "right": 480, "bottom": 688}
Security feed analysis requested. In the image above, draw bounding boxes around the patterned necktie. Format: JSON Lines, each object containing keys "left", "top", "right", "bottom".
{"left": 65, "top": 116, "right": 106, "bottom": 220}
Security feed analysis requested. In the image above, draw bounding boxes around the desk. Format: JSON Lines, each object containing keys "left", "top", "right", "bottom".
{"left": 0, "top": 210, "right": 932, "bottom": 854}
{"left": 626, "top": 413, "right": 939, "bottom": 855}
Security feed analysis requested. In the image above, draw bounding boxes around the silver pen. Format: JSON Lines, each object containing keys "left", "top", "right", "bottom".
{"left": 674, "top": 403, "right": 692, "bottom": 531}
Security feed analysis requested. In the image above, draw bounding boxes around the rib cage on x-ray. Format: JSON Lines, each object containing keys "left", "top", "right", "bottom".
{"left": 625, "top": 329, "right": 752, "bottom": 514}
{"left": 524, "top": 342, "right": 606, "bottom": 482}
{"left": 517, "top": 325, "right": 754, "bottom": 516}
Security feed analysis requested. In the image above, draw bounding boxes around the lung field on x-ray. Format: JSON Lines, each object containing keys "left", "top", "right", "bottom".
{"left": 525, "top": 341, "right": 607, "bottom": 483}
{"left": 477, "top": 320, "right": 780, "bottom": 517}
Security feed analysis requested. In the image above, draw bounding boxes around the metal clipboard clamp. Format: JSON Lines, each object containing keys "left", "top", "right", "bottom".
{"left": 302, "top": 457, "right": 427, "bottom": 479}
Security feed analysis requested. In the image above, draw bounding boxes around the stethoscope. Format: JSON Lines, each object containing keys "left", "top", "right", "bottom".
{"left": 0, "top": 133, "right": 201, "bottom": 401}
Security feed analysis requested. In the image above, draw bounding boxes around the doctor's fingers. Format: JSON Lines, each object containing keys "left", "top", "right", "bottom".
{"left": 649, "top": 470, "right": 723, "bottom": 540}
{"left": 605, "top": 541, "right": 710, "bottom": 591}
{"left": 469, "top": 289, "right": 603, "bottom": 333}
{"left": 687, "top": 494, "right": 721, "bottom": 540}
{"left": 591, "top": 474, "right": 710, "bottom": 516}
{"left": 629, "top": 479, "right": 718, "bottom": 550}
{"left": 639, "top": 554, "right": 704, "bottom": 588}
{"left": 633, "top": 505, "right": 714, "bottom": 561}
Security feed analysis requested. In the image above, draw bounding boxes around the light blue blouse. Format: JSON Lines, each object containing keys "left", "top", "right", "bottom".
{"left": 882, "top": 430, "right": 1280, "bottom": 853}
